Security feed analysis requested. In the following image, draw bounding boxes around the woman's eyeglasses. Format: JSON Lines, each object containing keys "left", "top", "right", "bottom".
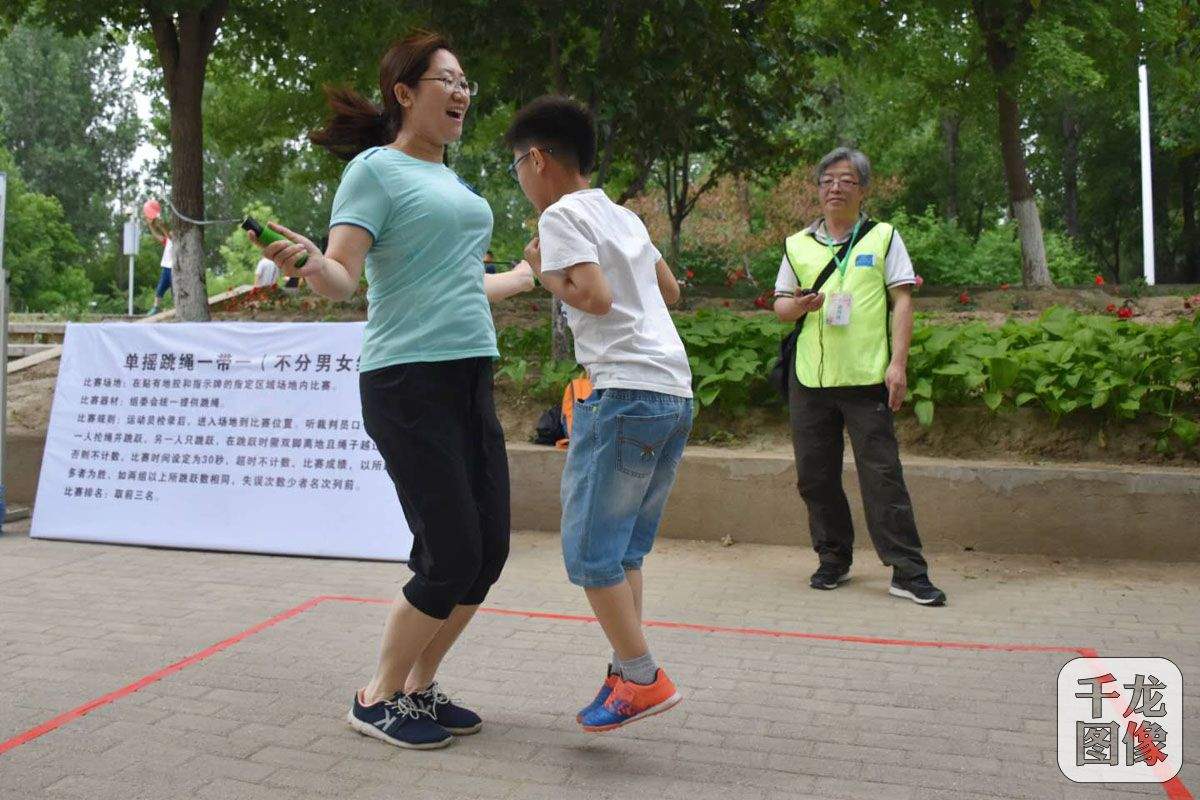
{"left": 418, "top": 76, "right": 479, "bottom": 97}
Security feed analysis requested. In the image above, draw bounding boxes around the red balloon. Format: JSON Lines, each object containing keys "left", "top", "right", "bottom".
{"left": 142, "top": 199, "right": 162, "bottom": 220}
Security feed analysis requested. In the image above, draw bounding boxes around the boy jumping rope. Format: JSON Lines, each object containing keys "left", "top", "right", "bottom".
{"left": 506, "top": 96, "right": 693, "bottom": 732}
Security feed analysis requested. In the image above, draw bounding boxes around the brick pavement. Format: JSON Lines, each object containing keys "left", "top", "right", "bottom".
{"left": 0, "top": 520, "right": 1196, "bottom": 799}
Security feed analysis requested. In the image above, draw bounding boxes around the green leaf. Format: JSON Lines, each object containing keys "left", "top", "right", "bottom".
{"left": 914, "top": 400, "right": 934, "bottom": 427}
{"left": 984, "top": 391, "right": 1002, "bottom": 411}
{"left": 1171, "top": 417, "right": 1199, "bottom": 448}
{"left": 988, "top": 357, "right": 1019, "bottom": 391}
{"left": 1015, "top": 392, "right": 1037, "bottom": 407}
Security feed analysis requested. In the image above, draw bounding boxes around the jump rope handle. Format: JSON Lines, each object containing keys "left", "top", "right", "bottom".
{"left": 242, "top": 217, "right": 308, "bottom": 267}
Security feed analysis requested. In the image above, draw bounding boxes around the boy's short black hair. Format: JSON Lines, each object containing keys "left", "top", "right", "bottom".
{"left": 504, "top": 95, "right": 596, "bottom": 175}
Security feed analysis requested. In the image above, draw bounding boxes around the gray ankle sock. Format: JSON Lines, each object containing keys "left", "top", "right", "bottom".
{"left": 610, "top": 652, "right": 623, "bottom": 677}
{"left": 620, "top": 652, "right": 658, "bottom": 685}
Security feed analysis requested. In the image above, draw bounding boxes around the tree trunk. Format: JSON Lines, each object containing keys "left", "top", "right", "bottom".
{"left": 1152, "top": 143, "right": 1175, "bottom": 282}
{"left": 736, "top": 172, "right": 757, "bottom": 285}
{"left": 550, "top": 298, "right": 572, "bottom": 361}
{"left": 149, "top": 3, "right": 227, "bottom": 322}
{"left": 997, "top": 88, "right": 1051, "bottom": 287}
{"left": 1114, "top": 225, "right": 1121, "bottom": 283}
{"left": 1061, "top": 102, "right": 1081, "bottom": 240}
{"left": 595, "top": 117, "right": 618, "bottom": 188}
{"left": 546, "top": 25, "right": 571, "bottom": 359}
{"left": 1181, "top": 154, "right": 1199, "bottom": 283}
{"left": 973, "top": 0, "right": 1051, "bottom": 288}
{"left": 942, "top": 113, "right": 960, "bottom": 222}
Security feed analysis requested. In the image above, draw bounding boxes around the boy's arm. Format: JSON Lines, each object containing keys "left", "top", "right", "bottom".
{"left": 654, "top": 258, "right": 681, "bottom": 306}
{"left": 525, "top": 237, "right": 612, "bottom": 316}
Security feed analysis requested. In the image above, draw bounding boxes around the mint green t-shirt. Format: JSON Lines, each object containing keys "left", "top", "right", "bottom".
{"left": 330, "top": 146, "right": 497, "bottom": 371}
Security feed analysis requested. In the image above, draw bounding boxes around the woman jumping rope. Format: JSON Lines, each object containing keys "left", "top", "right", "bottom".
{"left": 252, "top": 30, "right": 535, "bottom": 750}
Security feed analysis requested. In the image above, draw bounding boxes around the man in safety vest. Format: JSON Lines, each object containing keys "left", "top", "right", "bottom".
{"left": 773, "top": 147, "right": 946, "bottom": 606}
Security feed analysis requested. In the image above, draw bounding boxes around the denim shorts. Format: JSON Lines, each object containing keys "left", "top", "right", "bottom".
{"left": 560, "top": 388, "right": 693, "bottom": 588}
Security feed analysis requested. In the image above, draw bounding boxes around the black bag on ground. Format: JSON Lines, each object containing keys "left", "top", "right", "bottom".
{"left": 533, "top": 407, "right": 565, "bottom": 446}
{"left": 768, "top": 221, "right": 877, "bottom": 401}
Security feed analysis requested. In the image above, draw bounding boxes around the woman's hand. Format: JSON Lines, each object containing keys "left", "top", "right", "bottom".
{"left": 510, "top": 260, "right": 536, "bottom": 293}
{"left": 248, "top": 221, "right": 327, "bottom": 280}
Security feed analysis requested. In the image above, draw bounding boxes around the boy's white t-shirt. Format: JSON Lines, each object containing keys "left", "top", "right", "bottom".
{"left": 537, "top": 188, "right": 692, "bottom": 398}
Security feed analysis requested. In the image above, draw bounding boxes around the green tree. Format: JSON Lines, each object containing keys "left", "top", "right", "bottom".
{"left": 0, "top": 147, "right": 94, "bottom": 311}
{"left": 0, "top": 24, "right": 140, "bottom": 260}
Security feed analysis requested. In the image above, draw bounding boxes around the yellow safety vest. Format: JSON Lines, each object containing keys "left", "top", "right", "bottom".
{"left": 784, "top": 221, "right": 895, "bottom": 388}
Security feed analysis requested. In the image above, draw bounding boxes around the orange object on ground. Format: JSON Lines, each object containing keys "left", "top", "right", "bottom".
{"left": 556, "top": 376, "right": 593, "bottom": 449}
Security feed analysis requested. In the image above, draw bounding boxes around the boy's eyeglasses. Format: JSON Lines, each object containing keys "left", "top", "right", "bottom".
{"left": 508, "top": 147, "right": 553, "bottom": 181}
{"left": 417, "top": 76, "right": 479, "bottom": 97}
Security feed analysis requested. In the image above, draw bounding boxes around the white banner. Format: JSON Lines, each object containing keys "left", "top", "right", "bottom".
{"left": 31, "top": 322, "right": 411, "bottom": 560}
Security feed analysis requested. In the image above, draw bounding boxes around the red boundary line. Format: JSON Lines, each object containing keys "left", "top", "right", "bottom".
{"left": 0, "top": 595, "right": 1191, "bottom": 799}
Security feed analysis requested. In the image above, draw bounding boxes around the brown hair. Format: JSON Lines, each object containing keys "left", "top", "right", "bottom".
{"left": 309, "top": 30, "right": 453, "bottom": 161}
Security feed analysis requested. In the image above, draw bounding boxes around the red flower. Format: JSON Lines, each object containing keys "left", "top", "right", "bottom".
{"left": 1094, "top": 275, "right": 1106, "bottom": 286}
{"left": 914, "top": 274, "right": 924, "bottom": 288}
{"left": 1117, "top": 306, "right": 1133, "bottom": 319}
{"left": 1000, "top": 283, "right": 1010, "bottom": 290}
{"left": 753, "top": 297, "right": 769, "bottom": 309}
{"left": 722, "top": 300, "right": 732, "bottom": 308}
{"left": 958, "top": 292, "right": 971, "bottom": 305}
{"left": 1106, "top": 304, "right": 1117, "bottom": 313}
{"left": 685, "top": 270, "right": 695, "bottom": 280}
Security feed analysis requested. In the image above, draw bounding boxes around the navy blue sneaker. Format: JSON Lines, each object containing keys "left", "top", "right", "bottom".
{"left": 810, "top": 563, "right": 851, "bottom": 590}
{"left": 409, "top": 683, "right": 482, "bottom": 735}
{"left": 889, "top": 573, "right": 947, "bottom": 606}
{"left": 576, "top": 666, "right": 620, "bottom": 723}
{"left": 347, "top": 690, "right": 453, "bottom": 749}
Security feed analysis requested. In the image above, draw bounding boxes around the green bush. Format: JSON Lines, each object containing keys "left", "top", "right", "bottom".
{"left": 496, "top": 306, "right": 1200, "bottom": 453}
{"left": 888, "top": 207, "right": 977, "bottom": 285}
{"left": 0, "top": 149, "right": 94, "bottom": 311}
{"left": 908, "top": 307, "right": 1200, "bottom": 452}
{"left": 673, "top": 310, "right": 787, "bottom": 411}
{"left": 820, "top": 207, "right": 1099, "bottom": 288}
{"left": 675, "top": 243, "right": 737, "bottom": 285}
{"left": 1043, "top": 230, "right": 1095, "bottom": 286}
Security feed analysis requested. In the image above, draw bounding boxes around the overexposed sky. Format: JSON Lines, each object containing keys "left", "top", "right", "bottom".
{"left": 122, "top": 41, "right": 158, "bottom": 178}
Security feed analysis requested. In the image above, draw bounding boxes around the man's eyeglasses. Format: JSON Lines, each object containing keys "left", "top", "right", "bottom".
{"left": 417, "top": 76, "right": 479, "bottom": 97}
{"left": 508, "top": 148, "right": 553, "bottom": 181}
{"left": 818, "top": 176, "right": 860, "bottom": 189}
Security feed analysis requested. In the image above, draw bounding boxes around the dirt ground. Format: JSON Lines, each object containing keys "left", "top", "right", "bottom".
{"left": 9, "top": 285, "right": 1199, "bottom": 467}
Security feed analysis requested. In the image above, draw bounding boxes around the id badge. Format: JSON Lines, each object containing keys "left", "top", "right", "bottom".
{"left": 825, "top": 292, "right": 853, "bottom": 326}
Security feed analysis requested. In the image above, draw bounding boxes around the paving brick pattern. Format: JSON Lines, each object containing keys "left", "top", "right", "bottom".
{"left": 1, "top": 520, "right": 1196, "bottom": 799}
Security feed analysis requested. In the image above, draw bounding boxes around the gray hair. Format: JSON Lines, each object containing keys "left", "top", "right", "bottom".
{"left": 815, "top": 147, "right": 871, "bottom": 188}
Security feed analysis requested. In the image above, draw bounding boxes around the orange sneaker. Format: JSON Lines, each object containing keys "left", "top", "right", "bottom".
{"left": 578, "top": 669, "right": 682, "bottom": 732}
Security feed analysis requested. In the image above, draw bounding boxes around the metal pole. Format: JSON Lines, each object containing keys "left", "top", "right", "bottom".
{"left": 128, "top": 253, "right": 135, "bottom": 316}
{"left": 1137, "top": 0, "right": 1156, "bottom": 285}
{"left": 0, "top": 172, "right": 8, "bottom": 530}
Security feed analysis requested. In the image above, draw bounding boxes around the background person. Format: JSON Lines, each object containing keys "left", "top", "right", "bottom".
{"left": 773, "top": 146, "right": 946, "bottom": 607}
